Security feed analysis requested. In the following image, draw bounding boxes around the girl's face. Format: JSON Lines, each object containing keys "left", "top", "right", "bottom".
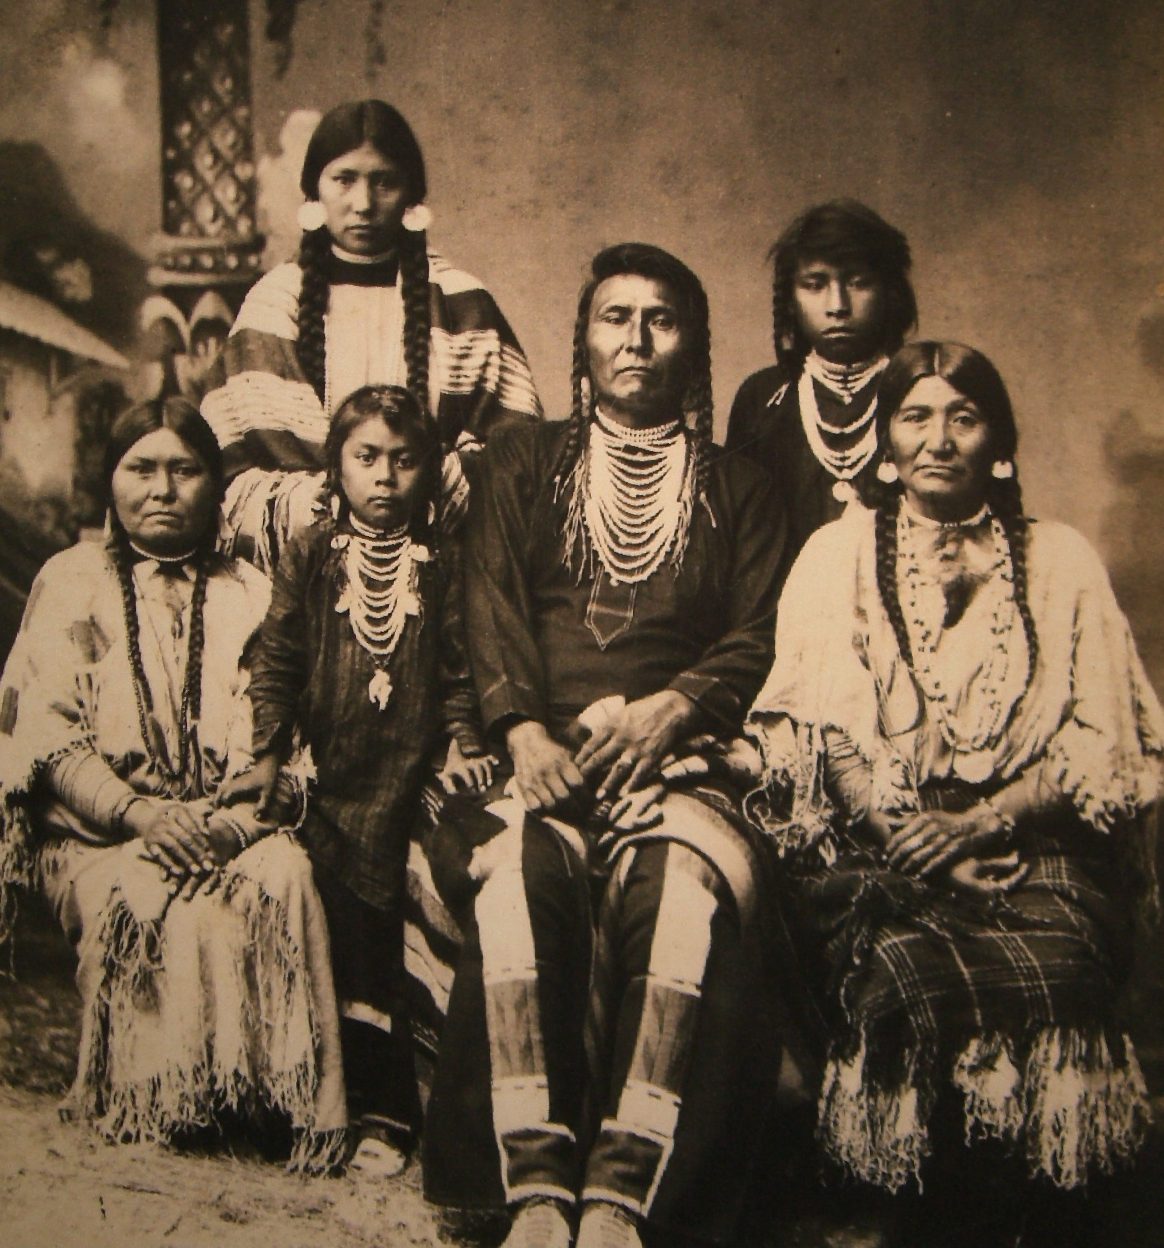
{"left": 888, "top": 375, "right": 996, "bottom": 522}
{"left": 339, "top": 416, "right": 425, "bottom": 530}
{"left": 111, "top": 428, "right": 218, "bottom": 556}
{"left": 317, "top": 142, "right": 410, "bottom": 256}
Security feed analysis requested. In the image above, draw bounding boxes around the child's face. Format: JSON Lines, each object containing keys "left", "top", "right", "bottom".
{"left": 793, "top": 257, "right": 886, "bottom": 363}
{"left": 339, "top": 416, "right": 424, "bottom": 530}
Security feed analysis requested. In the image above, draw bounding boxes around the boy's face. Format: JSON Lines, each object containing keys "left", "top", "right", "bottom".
{"left": 793, "top": 258, "right": 887, "bottom": 364}
{"left": 340, "top": 416, "right": 424, "bottom": 531}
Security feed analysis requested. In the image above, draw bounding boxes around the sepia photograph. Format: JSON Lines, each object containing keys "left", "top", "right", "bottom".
{"left": 1, "top": 2, "right": 1162, "bottom": 1245}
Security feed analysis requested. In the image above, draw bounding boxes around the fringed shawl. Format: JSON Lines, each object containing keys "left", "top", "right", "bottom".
{"left": 746, "top": 507, "right": 1164, "bottom": 913}
{"left": 0, "top": 542, "right": 270, "bottom": 944}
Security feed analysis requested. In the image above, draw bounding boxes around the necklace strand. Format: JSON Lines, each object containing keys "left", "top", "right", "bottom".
{"left": 571, "top": 411, "right": 694, "bottom": 585}
{"left": 335, "top": 518, "right": 422, "bottom": 709}
{"left": 798, "top": 369, "right": 881, "bottom": 482}
{"left": 803, "top": 351, "right": 888, "bottom": 403}
{"left": 897, "top": 505, "right": 1019, "bottom": 757}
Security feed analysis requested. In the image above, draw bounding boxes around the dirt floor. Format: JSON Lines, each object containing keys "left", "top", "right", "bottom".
{"left": 3, "top": 901, "right": 1164, "bottom": 1248}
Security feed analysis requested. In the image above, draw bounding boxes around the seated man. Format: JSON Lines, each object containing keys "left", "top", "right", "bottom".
{"left": 423, "top": 243, "right": 793, "bottom": 1248}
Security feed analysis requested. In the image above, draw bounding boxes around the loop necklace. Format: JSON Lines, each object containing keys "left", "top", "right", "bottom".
{"left": 334, "top": 515, "right": 424, "bottom": 709}
{"left": 798, "top": 353, "right": 888, "bottom": 499}
{"left": 564, "top": 408, "right": 695, "bottom": 586}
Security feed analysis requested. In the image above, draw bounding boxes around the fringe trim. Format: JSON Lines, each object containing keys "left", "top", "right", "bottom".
{"left": 819, "top": 1027, "right": 1151, "bottom": 1193}
{"left": 290, "top": 1125, "right": 349, "bottom": 1176}
{"left": 77, "top": 867, "right": 335, "bottom": 1171}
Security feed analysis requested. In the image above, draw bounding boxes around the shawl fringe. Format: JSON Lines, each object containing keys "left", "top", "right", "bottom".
{"left": 819, "top": 1026, "right": 1151, "bottom": 1193}
{"left": 74, "top": 867, "right": 341, "bottom": 1174}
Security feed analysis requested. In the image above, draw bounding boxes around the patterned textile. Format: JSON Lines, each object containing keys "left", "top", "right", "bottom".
{"left": 0, "top": 542, "right": 347, "bottom": 1169}
{"left": 423, "top": 786, "right": 780, "bottom": 1246}
{"left": 746, "top": 505, "right": 1164, "bottom": 1191}
{"left": 422, "top": 419, "right": 792, "bottom": 1242}
{"left": 201, "top": 252, "right": 542, "bottom": 572}
{"left": 248, "top": 519, "right": 482, "bottom": 911}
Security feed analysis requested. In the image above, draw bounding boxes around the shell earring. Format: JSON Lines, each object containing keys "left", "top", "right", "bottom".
{"left": 876, "top": 460, "right": 899, "bottom": 484}
{"left": 991, "top": 460, "right": 1015, "bottom": 480}
{"left": 579, "top": 375, "right": 592, "bottom": 413}
{"left": 329, "top": 492, "right": 342, "bottom": 521}
{"left": 297, "top": 200, "right": 328, "bottom": 232}
{"left": 402, "top": 203, "right": 433, "bottom": 233}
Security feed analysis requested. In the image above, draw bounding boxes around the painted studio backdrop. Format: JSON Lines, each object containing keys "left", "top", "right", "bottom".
{"left": 0, "top": 0, "right": 1162, "bottom": 1030}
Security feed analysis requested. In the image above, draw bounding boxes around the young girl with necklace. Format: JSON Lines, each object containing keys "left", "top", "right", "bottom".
{"left": 724, "top": 199, "right": 918, "bottom": 561}
{"left": 237, "top": 383, "right": 492, "bottom": 1175}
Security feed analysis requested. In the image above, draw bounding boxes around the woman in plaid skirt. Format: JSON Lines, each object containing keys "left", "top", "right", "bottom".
{"left": 737, "top": 342, "right": 1163, "bottom": 1246}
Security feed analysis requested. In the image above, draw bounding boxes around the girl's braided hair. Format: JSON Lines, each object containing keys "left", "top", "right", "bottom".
{"left": 295, "top": 100, "right": 432, "bottom": 418}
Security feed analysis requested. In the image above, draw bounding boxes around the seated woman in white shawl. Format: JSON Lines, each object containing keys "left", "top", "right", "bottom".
{"left": 733, "top": 342, "right": 1163, "bottom": 1247}
{"left": 0, "top": 397, "right": 345, "bottom": 1171}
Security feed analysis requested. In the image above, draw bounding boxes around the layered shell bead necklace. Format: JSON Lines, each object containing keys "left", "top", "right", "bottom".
{"left": 577, "top": 406, "right": 695, "bottom": 586}
{"left": 896, "top": 499, "right": 1022, "bottom": 778}
{"left": 798, "top": 351, "right": 888, "bottom": 503}
{"left": 333, "top": 513, "right": 427, "bottom": 709}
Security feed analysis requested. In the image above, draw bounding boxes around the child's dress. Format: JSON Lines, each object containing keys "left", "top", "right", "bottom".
{"left": 249, "top": 514, "right": 483, "bottom": 1149}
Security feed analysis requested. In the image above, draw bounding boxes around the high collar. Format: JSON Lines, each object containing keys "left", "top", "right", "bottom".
{"left": 327, "top": 244, "right": 399, "bottom": 287}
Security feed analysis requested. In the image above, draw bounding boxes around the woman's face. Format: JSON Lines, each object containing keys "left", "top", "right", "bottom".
{"left": 888, "top": 375, "right": 996, "bottom": 522}
{"left": 317, "top": 142, "right": 410, "bottom": 256}
{"left": 111, "top": 428, "right": 218, "bottom": 556}
{"left": 339, "top": 415, "right": 425, "bottom": 531}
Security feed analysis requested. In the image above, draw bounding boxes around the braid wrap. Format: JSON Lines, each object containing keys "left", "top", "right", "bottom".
{"left": 295, "top": 229, "right": 331, "bottom": 404}
{"left": 398, "top": 231, "right": 433, "bottom": 421}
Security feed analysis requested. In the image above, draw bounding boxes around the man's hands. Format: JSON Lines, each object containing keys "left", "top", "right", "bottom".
{"left": 506, "top": 720, "right": 586, "bottom": 812}
{"left": 575, "top": 690, "right": 698, "bottom": 799}
{"left": 507, "top": 690, "right": 699, "bottom": 816}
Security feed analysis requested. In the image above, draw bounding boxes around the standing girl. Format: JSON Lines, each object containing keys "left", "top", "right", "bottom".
{"left": 239, "top": 384, "right": 492, "bottom": 1174}
{"left": 203, "top": 98, "right": 542, "bottom": 573}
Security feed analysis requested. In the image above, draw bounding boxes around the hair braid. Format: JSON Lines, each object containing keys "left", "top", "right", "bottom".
{"left": 295, "top": 229, "right": 332, "bottom": 404}
{"left": 110, "top": 537, "right": 154, "bottom": 716}
{"left": 555, "top": 311, "right": 592, "bottom": 487}
{"left": 685, "top": 367, "right": 715, "bottom": 505}
{"left": 874, "top": 501, "right": 914, "bottom": 666}
{"left": 398, "top": 231, "right": 432, "bottom": 421}
{"left": 184, "top": 560, "right": 210, "bottom": 723}
{"left": 990, "top": 478, "right": 1039, "bottom": 671}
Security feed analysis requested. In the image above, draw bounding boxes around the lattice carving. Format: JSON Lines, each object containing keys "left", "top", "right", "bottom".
{"left": 152, "top": 0, "right": 264, "bottom": 287}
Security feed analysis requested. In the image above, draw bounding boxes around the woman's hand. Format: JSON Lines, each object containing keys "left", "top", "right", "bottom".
{"left": 507, "top": 720, "right": 586, "bottom": 812}
{"left": 883, "top": 804, "right": 1012, "bottom": 878}
{"left": 945, "top": 851, "right": 1029, "bottom": 897}
{"left": 127, "top": 799, "right": 215, "bottom": 885}
{"left": 575, "top": 690, "right": 699, "bottom": 800}
{"left": 217, "top": 753, "right": 282, "bottom": 820}
{"left": 438, "top": 738, "right": 498, "bottom": 794}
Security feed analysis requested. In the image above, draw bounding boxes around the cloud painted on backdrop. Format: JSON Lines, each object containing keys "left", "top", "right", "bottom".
{"left": 258, "top": 109, "right": 323, "bottom": 269}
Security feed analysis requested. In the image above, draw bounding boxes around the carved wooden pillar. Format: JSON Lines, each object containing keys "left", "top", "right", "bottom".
{"left": 143, "top": 0, "right": 265, "bottom": 395}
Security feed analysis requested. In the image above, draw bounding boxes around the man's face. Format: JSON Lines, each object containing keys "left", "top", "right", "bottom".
{"left": 793, "top": 258, "right": 887, "bottom": 364}
{"left": 585, "top": 274, "right": 689, "bottom": 426}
